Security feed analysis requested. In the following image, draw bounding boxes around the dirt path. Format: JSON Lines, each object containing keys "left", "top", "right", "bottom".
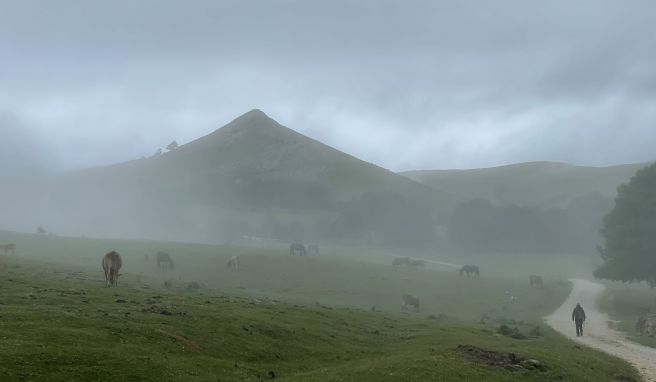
{"left": 546, "top": 279, "right": 656, "bottom": 381}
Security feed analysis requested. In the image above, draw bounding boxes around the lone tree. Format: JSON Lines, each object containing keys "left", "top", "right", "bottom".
{"left": 594, "top": 163, "right": 656, "bottom": 285}
{"left": 166, "top": 141, "right": 179, "bottom": 151}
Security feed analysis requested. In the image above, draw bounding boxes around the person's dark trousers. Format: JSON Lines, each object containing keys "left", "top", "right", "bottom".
{"left": 575, "top": 319, "right": 584, "bottom": 336}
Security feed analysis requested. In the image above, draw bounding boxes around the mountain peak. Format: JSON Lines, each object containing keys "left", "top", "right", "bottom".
{"left": 230, "top": 108, "right": 273, "bottom": 124}
{"left": 176, "top": 109, "right": 302, "bottom": 155}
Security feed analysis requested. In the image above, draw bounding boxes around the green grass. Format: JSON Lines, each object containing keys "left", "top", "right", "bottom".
{"left": 600, "top": 282, "right": 656, "bottom": 348}
{"left": 0, "top": 231, "right": 571, "bottom": 322}
{"left": 0, "top": 231, "right": 641, "bottom": 381}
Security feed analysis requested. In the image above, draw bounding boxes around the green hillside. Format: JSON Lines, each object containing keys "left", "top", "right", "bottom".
{"left": 402, "top": 161, "right": 644, "bottom": 208}
{"left": 7, "top": 110, "right": 456, "bottom": 245}
{"left": 83, "top": 109, "right": 449, "bottom": 208}
{"left": 0, "top": 231, "right": 639, "bottom": 381}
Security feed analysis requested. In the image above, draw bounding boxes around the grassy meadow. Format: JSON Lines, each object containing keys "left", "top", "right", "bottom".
{"left": 0, "top": 230, "right": 640, "bottom": 381}
{"left": 600, "top": 282, "right": 656, "bottom": 348}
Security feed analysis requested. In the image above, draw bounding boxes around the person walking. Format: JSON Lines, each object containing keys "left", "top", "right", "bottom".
{"left": 572, "top": 303, "right": 586, "bottom": 337}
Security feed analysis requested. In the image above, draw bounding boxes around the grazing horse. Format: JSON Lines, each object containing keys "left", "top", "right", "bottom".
{"left": 409, "top": 259, "right": 426, "bottom": 268}
{"left": 637, "top": 314, "right": 656, "bottom": 335}
{"left": 392, "top": 256, "right": 411, "bottom": 266}
{"left": 529, "top": 275, "right": 544, "bottom": 287}
{"left": 401, "top": 294, "right": 420, "bottom": 312}
{"left": 307, "top": 244, "right": 319, "bottom": 255}
{"left": 1, "top": 244, "right": 16, "bottom": 255}
{"left": 459, "top": 265, "right": 480, "bottom": 277}
{"left": 289, "top": 243, "right": 307, "bottom": 256}
{"left": 102, "top": 251, "right": 123, "bottom": 287}
{"left": 226, "top": 255, "right": 240, "bottom": 270}
{"left": 156, "top": 251, "right": 174, "bottom": 270}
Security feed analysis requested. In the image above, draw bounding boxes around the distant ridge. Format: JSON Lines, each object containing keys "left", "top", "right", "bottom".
{"left": 401, "top": 161, "right": 646, "bottom": 207}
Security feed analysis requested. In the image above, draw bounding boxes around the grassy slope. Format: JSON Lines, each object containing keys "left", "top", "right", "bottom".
{"left": 72, "top": 109, "right": 455, "bottom": 209}
{"left": 1, "top": 231, "right": 572, "bottom": 321}
{"left": 600, "top": 282, "right": 656, "bottom": 348}
{"left": 0, "top": 231, "right": 640, "bottom": 381}
{"left": 402, "top": 162, "right": 643, "bottom": 207}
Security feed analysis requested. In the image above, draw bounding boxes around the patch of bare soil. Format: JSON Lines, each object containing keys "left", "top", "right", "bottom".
{"left": 456, "top": 344, "right": 543, "bottom": 372}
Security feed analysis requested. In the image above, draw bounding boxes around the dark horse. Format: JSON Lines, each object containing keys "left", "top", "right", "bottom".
{"left": 1, "top": 243, "right": 16, "bottom": 255}
{"left": 289, "top": 243, "right": 307, "bottom": 256}
{"left": 156, "top": 251, "right": 174, "bottom": 269}
{"left": 102, "top": 251, "right": 123, "bottom": 287}
{"left": 459, "top": 265, "right": 480, "bottom": 277}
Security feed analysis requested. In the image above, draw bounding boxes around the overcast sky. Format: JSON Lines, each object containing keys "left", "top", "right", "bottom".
{"left": 1, "top": 0, "right": 655, "bottom": 172}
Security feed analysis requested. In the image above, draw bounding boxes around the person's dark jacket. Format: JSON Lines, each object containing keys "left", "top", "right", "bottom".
{"left": 572, "top": 305, "right": 586, "bottom": 321}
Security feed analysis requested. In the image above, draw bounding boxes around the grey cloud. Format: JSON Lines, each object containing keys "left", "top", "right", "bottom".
{"left": 1, "top": 0, "right": 655, "bottom": 171}
{"left": 0, "top": 112, "right": 58, "bottom": 174}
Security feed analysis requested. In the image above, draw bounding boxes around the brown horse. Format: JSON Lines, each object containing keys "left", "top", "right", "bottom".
{"left": 1, "top": 244, "right": 16, "bottom": 255}
{"left": 102, "top": 251, "right": 123, "bottom": 287}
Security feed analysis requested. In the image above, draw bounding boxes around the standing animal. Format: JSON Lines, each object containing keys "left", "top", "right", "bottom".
{"left": 409, "top": 259, "right": 426, "bottom": 268}
{"left": 156, "top": 251, "right": 174, "bottom": 269}
{"left": 289, "top": 243, "right": 307, "bottom": 256}
{"left": 637, "top": 314, "right": 656, "bottom": 335}
{"left": 401, "top": 294, "right": 420, "bottom": 311}
{"left": 1, "top": 243, "right": 16, "bottom": 255}
{"left": 529, "top": 275, "right": 544, "bottom": 287}
{"left": 459, "top": 265, "right": 480, "bottom": 277}
{"left": 307, "top": 244, "right": 320, "bottom": 255}
{"left": 226, "top": 255, "right": 240, "bottom": 270}
{"left": 101, "top": 251, "right": 123, "bottom": 287}
{"left": 392, "top": 256, "right": 411, "bottom": 266}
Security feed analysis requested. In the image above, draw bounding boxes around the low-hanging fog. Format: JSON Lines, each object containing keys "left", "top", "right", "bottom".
{"left": 0, "top": 0, "right": 654, "bottom": 251}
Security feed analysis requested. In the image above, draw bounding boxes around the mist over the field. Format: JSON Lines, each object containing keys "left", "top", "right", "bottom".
{"left": 3, "top": 2, "right": 656, "bottom": 381}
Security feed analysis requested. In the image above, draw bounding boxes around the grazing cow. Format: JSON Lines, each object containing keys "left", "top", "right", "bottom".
{"left": 1, "top": 243, "right": 16, "bottom": 255}
{"left": 459, "top": 265, "right": 480, "bottom": 277}
{"left": 637, "top": 314, "right": 656, "bottom": 336}
{"left": 101, "top": 251, "right": 123, "bottom": 287}
{"left": 289, "top": 243, "right": 307, "bottom": 256}
{"left": 401, "top": 294, "right": 420, "bottom": 312}
{"left": 156, "top": 251, "right": 174, "bottom": 270}
{"left": 409, "top": 258, "right": 426, "bottom": 268}
{"left": 529, "top": 275, "right": 544, "bottom": 287}
{"left": 226, "top": 255, "right": 240, "bottom": 270}
{"left": 392, "top": 256, "right": 411, "bottom": 266}
{"left": 307, "top": 244, "right": 320, "bottom": 255}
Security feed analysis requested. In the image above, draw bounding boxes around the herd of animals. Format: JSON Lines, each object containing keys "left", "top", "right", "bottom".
{"left": 4, "top": 241, "right": 656, "bottom": 336}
